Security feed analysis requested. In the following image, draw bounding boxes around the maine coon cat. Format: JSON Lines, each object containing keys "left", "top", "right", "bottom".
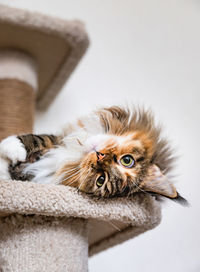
{"left": 0, "top": 106, "right": 186, "bottom": 203}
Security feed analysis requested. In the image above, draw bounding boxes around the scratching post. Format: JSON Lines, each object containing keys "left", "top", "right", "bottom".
{"left": 0, "top": 4, "right": 161, "bottom": 272}
{"left": 0, "top": 216, "right": 88, "bottom": 271}
{"left": 0, "top": 50, "right": 36, "bottom": 140}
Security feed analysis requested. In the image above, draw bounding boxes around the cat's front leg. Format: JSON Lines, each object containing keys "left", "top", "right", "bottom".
{"left": 0, "top": 136, "right": 27, "bottom": 180}
{"left": 0, "top": 157, "right": 11, "bottom": 180}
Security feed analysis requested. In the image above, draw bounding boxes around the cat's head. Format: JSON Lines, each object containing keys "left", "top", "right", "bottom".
{"left": 59, "top": 106, "right": 186, "bottom": 203}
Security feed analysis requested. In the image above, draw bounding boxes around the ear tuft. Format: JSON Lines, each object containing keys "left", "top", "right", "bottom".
{"left": 171, "top": 193, "right": 189, "bottom": 207}
{"left": 140, "top": 165, "right": 188, "bottom": 205}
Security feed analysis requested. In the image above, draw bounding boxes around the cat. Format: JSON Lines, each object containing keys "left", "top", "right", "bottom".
{"left": 0, "top": 106, "right": 187, "bottom": 204}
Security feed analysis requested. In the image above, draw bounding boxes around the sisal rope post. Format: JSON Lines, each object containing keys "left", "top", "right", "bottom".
{"left": 0, "top": 50, "right": 37, "bottom": 140}
{"left": 0, "top": 79, "right": 35, "bottom": 140}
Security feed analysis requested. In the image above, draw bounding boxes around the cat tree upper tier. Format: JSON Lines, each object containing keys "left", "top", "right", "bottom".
{"left": 0, "top": 179, "right": 161, "bottom": 255}
{"left": 0, "top": 4, "right": 89, "bottom": 109}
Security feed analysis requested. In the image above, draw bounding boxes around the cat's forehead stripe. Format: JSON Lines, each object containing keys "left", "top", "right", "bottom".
{"left": 99, "top": 134, "right": 143, "bottom": 154}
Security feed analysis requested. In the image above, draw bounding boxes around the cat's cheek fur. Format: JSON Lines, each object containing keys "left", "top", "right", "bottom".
{"left": 0, "top": 136, "right": 27, "bottom": 164}
{"left": 22, "top": 145, "right": 84, "bottom": 185}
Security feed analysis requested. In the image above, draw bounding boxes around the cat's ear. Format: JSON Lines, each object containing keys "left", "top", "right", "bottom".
{"left": 140, "top": 164, "right": 188, "bottom": 205}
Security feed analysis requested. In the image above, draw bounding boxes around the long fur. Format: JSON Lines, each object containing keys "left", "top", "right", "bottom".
{"left": 22, "top": 106, "right": 173, "bottom": 184}
{"left": 0, "top": 106, "right": 182, "bottom": 202}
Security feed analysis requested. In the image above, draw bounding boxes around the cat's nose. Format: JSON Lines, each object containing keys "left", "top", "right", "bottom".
{"left": 96, "top": 152, "right": 105, "bottom": 161}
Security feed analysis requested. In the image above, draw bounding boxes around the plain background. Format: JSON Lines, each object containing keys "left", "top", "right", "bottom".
{"left": 0, "top": 0, "right": 199, "bottom": 271}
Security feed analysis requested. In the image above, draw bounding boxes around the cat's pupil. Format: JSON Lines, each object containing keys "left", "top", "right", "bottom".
{"left": 123, "top": 156, "right": 131, "bottom": 164}
{"left": 120, "top": 155, "right": 135, "bottom": 168}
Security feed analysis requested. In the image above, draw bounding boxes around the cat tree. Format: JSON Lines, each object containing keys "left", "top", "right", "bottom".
{"left": 0, "top": 4, "right": 161, "bottom": 271}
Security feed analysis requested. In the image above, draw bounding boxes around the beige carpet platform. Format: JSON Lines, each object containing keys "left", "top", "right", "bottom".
{"left": 0, "top": 3, "right": 89, "bottom": 110}
{"left": 0, "top": 179, "right": 161, "bottom": 256}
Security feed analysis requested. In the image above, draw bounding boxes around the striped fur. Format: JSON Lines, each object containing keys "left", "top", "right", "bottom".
{"left": 9, "top": 134, "right": 59, "bottom": 180}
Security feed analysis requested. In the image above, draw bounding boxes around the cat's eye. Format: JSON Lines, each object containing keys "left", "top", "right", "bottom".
{"left": 96, "top": 172, "right": 106, "bottom": 187}
{"left": 119, "top": 155, "right": 135, "bottom": 168}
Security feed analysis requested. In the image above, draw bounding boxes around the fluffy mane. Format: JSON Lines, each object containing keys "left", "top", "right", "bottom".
{"left": 97, "top": 106, "right": 174, "bottom": 174}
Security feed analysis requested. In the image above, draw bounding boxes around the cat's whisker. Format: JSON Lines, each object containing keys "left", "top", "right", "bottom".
{"left": 61, "top": 170, "right": 81, "bottom": 183}
{"left": 62, "top": 165, "right": 80, "bottom": 172}
{"left": 64, "top": 173, "right": 81, "bottom": 185}
{"left": 63, "top": 167, "right": 80, "bottom": 175}
{"left": 62, "top": 171, "right": 80, "bottom": 179}
{"left": 62, "top": 170, "right": 78, "bottom": 175}
{"left": 65, "top": 170, "right": 84, "bottom": 187}
{"left": 63, "top": 172, "right": 79, "bottom": 181}
{"left": 65, "top": 173, "right": 82, "bottom": 185}
{"left": 77, "top": 174, "right": 88, "bottom": 191}
{"left": 62, "top": 178, "right": 79, "bottom": 186}
{"left": 75, "top": 172, "right": 85, "bottom": 187}
{"left": 78, "top": 169, "right": 91, "bottom": 191}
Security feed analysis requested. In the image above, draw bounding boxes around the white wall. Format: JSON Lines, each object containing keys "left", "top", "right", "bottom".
{"left": 0, "top": 0, "right": 199, "bottom": 271}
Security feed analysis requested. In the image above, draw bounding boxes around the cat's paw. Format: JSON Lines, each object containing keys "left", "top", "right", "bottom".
{"left": 0, "top": 157, "right": 10, "bottom": 180}
{"left": 0, "top": 136, "right": 27, "bottom": 164}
